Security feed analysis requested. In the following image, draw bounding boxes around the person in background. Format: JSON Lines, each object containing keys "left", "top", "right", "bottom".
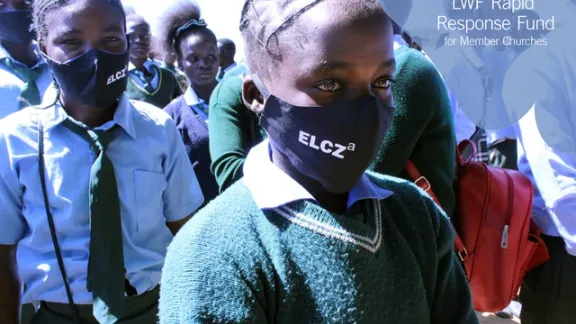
{"left": 503, "top": 10, "right": 576, "bottom": 324}
{"left": 0, "top": 0, "right": 52, "bottom": 119}
{"left": 153, "top": 50, "right": 189, "bottom": 91}
{"left": 216, "top": 38, "right": 244, "bottom": 82}
{"left": 125, "top": 14, "right": 182, "bottom": 108}
{"left": 0, "top": 0, "right": 204, "bottom": 322}
{"left": 156, "top": 0, "right": 219, "bottom": 204}
{"left": 159, "top": 0, "right": 477, "bottom": 323}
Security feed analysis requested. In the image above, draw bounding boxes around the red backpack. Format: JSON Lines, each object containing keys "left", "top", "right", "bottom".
{"left": 406, "top": 140, "right": 549, "bottom": 312}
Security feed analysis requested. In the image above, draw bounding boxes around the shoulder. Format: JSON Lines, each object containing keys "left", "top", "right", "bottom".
{"left": 367, "top": 171, "right": 448, "bottom": 232}
{"left": 168, "top": 181, "right": 264, "bottom": 264}
{"left": 210, "top": 73, "right": 244, "bottom": 109}
{"left": 394, "top": 47, "right": 444, "bottom": 88}
{"left": 0, "top": 107, "right": 43, "bottom": 141}
{"left": 163, "top": 96, "right": 186, "bottom": 116}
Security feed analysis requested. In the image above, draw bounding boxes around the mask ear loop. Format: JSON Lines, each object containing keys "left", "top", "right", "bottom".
{"left": 251, "top": 74, "right": 270, "bottom": 100}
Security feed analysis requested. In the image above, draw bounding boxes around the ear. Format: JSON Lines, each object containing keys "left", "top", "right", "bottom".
{"left": 242, "top": 76, "right": 265, "bottom": 114}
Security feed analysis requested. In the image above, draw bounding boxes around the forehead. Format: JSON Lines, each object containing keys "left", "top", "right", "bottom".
{"left": 126, "top": 19, "right": 149, "bottom": 33}
{"left": 181, "top": 34, "right": 217, "bottom": 53}
{"left": 270, "top": 2, "right": 393, "bottom": 75}
{"left": 45, "top": 0, "right": 124, "bottom": 34}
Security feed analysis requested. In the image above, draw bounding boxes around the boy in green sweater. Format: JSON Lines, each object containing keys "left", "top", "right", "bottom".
{"left": 160, "top": 0, "right": 477, "bottom": 323}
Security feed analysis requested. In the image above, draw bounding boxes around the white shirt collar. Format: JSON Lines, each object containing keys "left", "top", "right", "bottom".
{"left": 183, "top": 86, "right": 203, "bottom": 106}
{"left": 243, "top": 139, "right": 393, "bottom": 210}
{"left": 393, "top": 35, "right": 408, "bottom": 51}
{"left": 0, "top": 43, "right": 45, "bottom": 69}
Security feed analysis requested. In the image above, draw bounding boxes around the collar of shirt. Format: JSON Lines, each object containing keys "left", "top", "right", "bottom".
{"left": 128, "top": 59, "right": 154, "bottom": 74}
{"left": 393, "top": 35, "right": 408, "bottom": 51}
{"left": 41, "top": 87, "right": 137, "bottom": 138}
{"left": 243, "top": 139, "right": 393, "bottom": 210}
{"left": 0, "top": 43, "right": 45, "bottom": 69}
{"left": 224, "top": 62, "right": 237, "bottom": 73}
{"left": 183, "top": 86, "right": 204, "bottom": 106}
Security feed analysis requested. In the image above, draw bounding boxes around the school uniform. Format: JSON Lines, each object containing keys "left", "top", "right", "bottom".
{"left": 152, "top": 60, "right": 188, "bottom": 92}
{"left": 159, "top": 139, "right": 478, "bottom": 323}
{"left": 164, "top": 88, "right": 219, "bottom": 205}
{"left": 216, "top": 62, "right": 245, "bottom": 82}
{"left": 126, "top": 60, "right": 182, "bottom": 108}
{"left": 0, "top": 91, "right": 204, "bottom": 323}
{"left": 0, "top": 45, "right": 52, "bottom": 119}
{"left": 505, "top": 21, "right": 576, "bottom": 323}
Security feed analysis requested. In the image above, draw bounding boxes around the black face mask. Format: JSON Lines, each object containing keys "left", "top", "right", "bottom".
{"left": 0, "top": 10, "right": 35, "bottom": 44}
{"left": 44, "top": 48, "right": 129, "bottom": 108}
{"left": 253, "top": 74, "right": 395, "bottom": 194}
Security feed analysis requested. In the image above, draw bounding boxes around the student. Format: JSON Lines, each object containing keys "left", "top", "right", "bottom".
{"left": 208, "top": 64, "right": 265, "bottom": 192}
{"left": 208, "top": 15, "right": 457, "bottom": 217}
{"left": 125, "top": 14, "right": 182, "bottom": 108}
{"left": 0, "top": 0, "right": 204, "bottom": 323}
{"left": 216, "top": 38, "right": 245, "bottom": 82}
{"left": 159, "top": 1, "right": 477, "bottom": 323}
{"left": 0, "top": 0, "right": 52, "bottom": 119}
{"left": 156, "top": 1, "right": 219, "bottom": 203}
{"left": 503, "top": 14, "right": 576, "bottom": 324}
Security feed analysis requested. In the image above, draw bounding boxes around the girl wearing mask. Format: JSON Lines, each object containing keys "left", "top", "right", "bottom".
{"left": 156, "top": 0, "right": 220, "bottom": 204}
{"left": 0, "top": 0, "right": 52, "bottom": 119}
{"left": 159, "top": 0, "right": 477, "bottom": 323}
{"left": 0, "top": 0, "right": 204, "bottom": 323}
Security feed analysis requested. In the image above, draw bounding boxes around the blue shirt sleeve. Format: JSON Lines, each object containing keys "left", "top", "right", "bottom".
{"left": 0, "top": 125, "right": 26, "bottom": 244}
{"left": 162, "top": 117, "right": 204, "bottom": 222}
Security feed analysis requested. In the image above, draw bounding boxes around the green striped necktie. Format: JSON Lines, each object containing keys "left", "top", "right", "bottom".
{"left": 0, "top": 58, "right": 43, "bottom": 108}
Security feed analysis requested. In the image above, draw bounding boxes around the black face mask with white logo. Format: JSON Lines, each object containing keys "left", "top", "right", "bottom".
{"left": 253, "top": 74, "right": 395, "bottom": 194}
{"left": 0, "top": 10, "right": 35, "bottom": 44}
{"left": 44, "top": 48, "right": 129, "bottom": 108}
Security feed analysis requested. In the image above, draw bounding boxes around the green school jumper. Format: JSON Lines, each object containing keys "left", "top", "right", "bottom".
{"left": 126, "top": 65, "right": 182, "bottom": 108}
{"left": 208, "top": 48, "right": 456, "bottom": 216}
{"left": 159, "top": 172, "right": 478, "bottom": 323}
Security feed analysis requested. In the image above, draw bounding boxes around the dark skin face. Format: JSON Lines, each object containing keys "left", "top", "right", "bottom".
{"left": 40, "top": 0, "right": 127, "bottom": 127}
{"left": 0, "top": 0, "right": 36, "bottom": 66}
{"left": 178, "top": 34, "right": 219, "bottom": 86}
{"left": 126, "top": 18, "right": 151, "bottom": 69}
{"left": 243, "top": 3, "right": 395, "bottom": 213}
{"left": 178, "top": 33, "right": 219, "bottom": 102}
{"left": 217, "top": 41, "right": 234, "bottom": 69}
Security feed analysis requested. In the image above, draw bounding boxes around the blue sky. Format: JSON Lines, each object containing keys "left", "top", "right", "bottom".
{"left": 123, "top": 0, "right": 246, "bottom": 61}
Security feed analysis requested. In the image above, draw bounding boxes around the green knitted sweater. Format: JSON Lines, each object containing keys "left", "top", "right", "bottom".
{"left": 126, "top": 65, "right": 183, "bottom": 108}
{"left": 208, "top": 48, "right": 456, "bottom": 216}
{"left": 159, "top": 173, "right": 477, "bottom": 323}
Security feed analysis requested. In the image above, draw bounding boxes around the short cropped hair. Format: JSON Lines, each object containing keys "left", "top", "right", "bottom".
{"left": 239, "top": 0, "right": 387, "bottom": 79}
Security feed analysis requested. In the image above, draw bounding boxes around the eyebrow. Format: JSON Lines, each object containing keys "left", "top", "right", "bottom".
{"left": 311, "top": 58, "right": 396, "bottom": 74}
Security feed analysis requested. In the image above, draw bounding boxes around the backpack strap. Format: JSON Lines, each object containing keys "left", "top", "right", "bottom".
{"left": 405, "top": 160, "right": 468, "bottom": 262}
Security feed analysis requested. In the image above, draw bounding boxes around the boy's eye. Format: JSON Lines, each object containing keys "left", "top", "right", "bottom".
{"left": 105, "top": 36, "right": 120, "bottom": 43}
{"left": 373, "top": 78, "right": 393, "bottom": 89}
{"left": 62, "top": 39, "right": 81, "bottom": 46}
{"left": 24, "top": 0, "right": 33, "bottom": 5}
{"left": 315, "top": 80, "right": 341, "bottom": 92}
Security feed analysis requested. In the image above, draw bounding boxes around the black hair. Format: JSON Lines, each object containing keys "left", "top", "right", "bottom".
{"left": 218, "top": 38, "right": 236, "bottom": 57}
{"left": 155, "top": 0, "right": 218, "bottom": 63}
{"left": 239, "top": 0, "right": 387, "bottom": 79}
{"left": 32, "top": 0, "right": 125, "bottom": 45}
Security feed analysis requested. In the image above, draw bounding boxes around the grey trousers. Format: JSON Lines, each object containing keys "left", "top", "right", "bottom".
{"left": 29, "top": 287, "right": 159, "bottom": 324}
{"left": 520, "top": 235, "right": 576, "bottom": 324}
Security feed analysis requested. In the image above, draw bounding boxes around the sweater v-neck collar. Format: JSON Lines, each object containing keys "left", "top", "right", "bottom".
{"left": 275, "top": 199, "right": 383, "bottom": 253}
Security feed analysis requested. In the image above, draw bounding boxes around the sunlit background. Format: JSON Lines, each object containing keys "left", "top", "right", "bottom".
{"left": 122, "top": 0, "right": 246, "bottom": 62}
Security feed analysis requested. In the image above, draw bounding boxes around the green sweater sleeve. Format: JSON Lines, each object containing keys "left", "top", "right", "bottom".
{"left": 370, "top": 47, "right": 456, "bottom": 217}
{"left": 208, "top": 71, "right": 262, "bottom": 192}
{"left": 159, "top": 210, "right": 269, "bottom": 323}
{"left": 425, "top": 197, "right": 477, "bottom": 323}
